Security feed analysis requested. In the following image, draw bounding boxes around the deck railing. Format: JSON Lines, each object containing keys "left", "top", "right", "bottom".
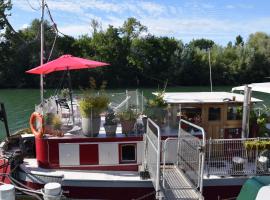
{"left": 206, "top": 138, "right": 270, "bottom": 177}
{"left": 144, "top": 118, "right": 161, "bottom": 198}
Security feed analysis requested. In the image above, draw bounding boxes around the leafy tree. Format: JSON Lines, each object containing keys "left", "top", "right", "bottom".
{"left": 235, "top": 35, "right": 244, "bottom": 46}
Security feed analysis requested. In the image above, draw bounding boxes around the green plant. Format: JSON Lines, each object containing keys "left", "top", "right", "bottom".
{"left": 44, "top": 113, "right": 55, "bottom": 125}
{"left": 118, "top": 108, "right": 137, "bottom": 121}
{"left": 147, "top": 90, "right": 167, "bottom": 108}
{"left": 104, "top": 109, "right": 118, "bottom": 125}
{"left": 244, "top": 140, "right": 270, "bottom": 150}
{"left": 144, "top": 90, "right": 167, "bottom": 123}
{"left": 60, "top": 88, "right": 70, "bottom": 99}
{"left": 52, "top": 115, "right": 62, "bottom": 130}
{"left": 79, "top": 95, "right": 109, "bottom": 118}
{"left": 79, "top": 77, "right": 109, "bottom": 118}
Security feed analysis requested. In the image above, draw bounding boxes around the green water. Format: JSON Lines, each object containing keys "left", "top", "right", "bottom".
{"left": 0, "top": 86, "right": 269, "bottom": 139}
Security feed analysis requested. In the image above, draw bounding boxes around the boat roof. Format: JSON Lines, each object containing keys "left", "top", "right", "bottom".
{"left": 153, "top": 92, "right": 262, "bottom": 104}
{"left": 232, "top": 82, "right": 270, "bottom": 94}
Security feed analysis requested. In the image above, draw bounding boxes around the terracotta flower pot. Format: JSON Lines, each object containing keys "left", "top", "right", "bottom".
{"left": 121, "top": 120, "right": 136, "bottom": 134}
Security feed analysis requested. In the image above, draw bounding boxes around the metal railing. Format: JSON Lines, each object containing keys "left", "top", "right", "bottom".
{"left": 144, "top": 118, "right": 161, "bottom": 198}
{"left": 206, "top": 138, "right": 270, "bottom": 177}
{"left": 160, "top": 119, "right": 205, "bottom": 200}
{"left": 178, "top": 119, "right": 206, "bottom": 193}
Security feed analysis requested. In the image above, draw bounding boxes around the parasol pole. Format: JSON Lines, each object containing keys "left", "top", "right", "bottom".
{"left": 67, "top": 68, "right": 75, "bottom": 124}
{"left": 40, "top": 0, "right": 45, "bottom": 105}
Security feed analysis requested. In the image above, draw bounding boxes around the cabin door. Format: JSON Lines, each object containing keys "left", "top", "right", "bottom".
{"left": 206, "top": 105, "right": 224, "bottom": 139}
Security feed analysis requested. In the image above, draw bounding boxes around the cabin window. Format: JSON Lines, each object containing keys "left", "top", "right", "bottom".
{"left": 119, "top": 144, "right": 136, "bottom": 163}
{"left": 181, "top": 107, "right": 202, "bottom": 124}
{"left": 227, "top": 105, "right": 242, "bottom": 120}
{"left": 208, "top": 107, "right": 221, "bottom": 121}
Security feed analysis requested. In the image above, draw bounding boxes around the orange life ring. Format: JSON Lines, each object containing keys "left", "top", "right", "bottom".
{"left": 29, "top": 112, "right": 45, "bottom": 138}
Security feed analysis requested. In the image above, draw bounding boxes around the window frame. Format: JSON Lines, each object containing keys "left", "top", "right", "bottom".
{"left": 119, "top": 143, "right": 137, "bottom": 164}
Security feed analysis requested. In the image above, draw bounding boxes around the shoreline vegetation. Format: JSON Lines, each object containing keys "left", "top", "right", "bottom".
{"left": 1, "top": 1, "right": 270, "bottom": 90}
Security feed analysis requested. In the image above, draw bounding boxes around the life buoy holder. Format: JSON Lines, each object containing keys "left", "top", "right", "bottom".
{"left": 29, "top": 112, "right": 45, "bottom": 138}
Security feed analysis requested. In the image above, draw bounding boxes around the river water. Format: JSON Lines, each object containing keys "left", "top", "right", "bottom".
{"left": 0, "top": 86, "right": 268, "bottom": 140}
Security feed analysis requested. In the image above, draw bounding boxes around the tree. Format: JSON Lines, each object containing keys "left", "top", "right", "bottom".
{"left": 235, "top": 35, "right": 244, "bottom": 46}
{"left": 189, "top": 39, "right": 214, "bottom": 50}
{"left": 120, "top": 17, "right": 147, "bottom": 39}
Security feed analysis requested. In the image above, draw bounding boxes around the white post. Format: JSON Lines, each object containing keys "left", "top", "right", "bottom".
{"left": 241, "top": 85, "right": 252, "bottom": 138}
{"left": 125, "top": 90, "right": 129, "bottom": 110}
{"left": 136, "top": 89, "right": 139, "bottom": 112}
{"left": 208, "top": 49, "right": 213, "bottom": 92}
{"left": 141, "top": 90, "right": 144, "bottom": 113}
{"left": 40, "top": 0, "right": 45, "bottom": 105}
{"left": 43, "top": 182, "right": 62, "bottom": 200}
{"left": 0, "top": 184, "right": 15, "bottom": 200}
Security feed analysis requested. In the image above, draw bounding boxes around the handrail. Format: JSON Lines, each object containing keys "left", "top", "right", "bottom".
{"left": 145, "top": 118, "right": 161, "bottom": 198}
{"left": 179, "top": 119, "right": 206, "bottom": 147}
{"left": 179, "top": 119, "right": 206, "bottom": 193}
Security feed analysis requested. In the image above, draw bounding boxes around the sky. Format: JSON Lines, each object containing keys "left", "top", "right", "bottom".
{"left": 8, "top": 0, "right": 270, "bottom": 45}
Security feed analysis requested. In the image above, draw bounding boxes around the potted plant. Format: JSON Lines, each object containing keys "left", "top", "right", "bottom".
{"left": 79, "top": 78, "right": 109, "bottom": 137}
{"left": 79, "top": 95, "right": 109, "bottom": 137}
{"left": 104, "top": 109, "right": 118, "bottom": 136}
{"left": 52, "top": 115, "right": 64, "bottom": 137}
{"left": 118, "top": 108, "right": 137, "bottom": 135}
{"left": 44, "top": 113, "right": 55, "bottom": 135}
{"left": 145, "top": 90, "right": 167, "bottom": 127}
{"left": 44, "top": 113, "right": 63, "bottom": 136}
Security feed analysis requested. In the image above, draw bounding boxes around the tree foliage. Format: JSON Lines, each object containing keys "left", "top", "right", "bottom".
{"left": 1, "top": 7, "right": 270, "bottom": 89}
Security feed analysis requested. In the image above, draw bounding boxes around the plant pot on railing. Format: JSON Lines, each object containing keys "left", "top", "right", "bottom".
{"left": 104, "top": 109, "right": 118, "bottom": 136}
{"left": 144, "top": 91, "right": 168, "bottom": 129}
{"left": 82, "top": 117, "right": 101, "bottom": 137}
{"left": 44, "top": 113, "right": 64, "bottom": 137}
{"left": 118, "top": 109, "right": 137, "bottom": 135}
{"left": 79, "top": 95, "right": 109, "bottom": 137}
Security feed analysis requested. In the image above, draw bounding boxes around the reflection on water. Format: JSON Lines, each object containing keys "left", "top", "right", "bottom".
{"left": 0, "top": 86, "right": 269, "bottom": 140}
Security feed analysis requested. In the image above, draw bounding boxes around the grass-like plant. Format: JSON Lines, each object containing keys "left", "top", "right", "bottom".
{"left": 79, "top": 77, "right": 109, "bottom": 118}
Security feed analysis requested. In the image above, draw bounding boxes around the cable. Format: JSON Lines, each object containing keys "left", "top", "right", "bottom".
{"left": 26, "top": 0, "right": 41, "bottom": 11}
{"left": 47, "top": 30, "right": 58, "bottom": 62}
{"left": 45, "top": 3, "right": 72, "bottom": 38}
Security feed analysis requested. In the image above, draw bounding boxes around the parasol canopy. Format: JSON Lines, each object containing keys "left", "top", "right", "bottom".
{"left": 26, "top": 54, "right": 109, "bottom": 74}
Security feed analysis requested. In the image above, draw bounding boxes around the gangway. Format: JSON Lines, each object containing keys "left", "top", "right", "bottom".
{"left": 143, "top": 119, "right": 205, "bottom": 200}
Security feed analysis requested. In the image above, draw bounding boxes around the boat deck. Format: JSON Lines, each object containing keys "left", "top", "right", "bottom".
{"left": 19, "top": 158, "right": 153, "bottom": 187}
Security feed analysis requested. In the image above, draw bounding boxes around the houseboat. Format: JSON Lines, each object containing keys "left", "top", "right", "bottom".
{"left": 0, "top": 89, "right": 268, "bottom": 200}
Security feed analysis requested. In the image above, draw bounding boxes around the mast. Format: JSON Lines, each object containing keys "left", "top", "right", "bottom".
{"left": 40, "top": 0, "right": 45, "bottom": 105}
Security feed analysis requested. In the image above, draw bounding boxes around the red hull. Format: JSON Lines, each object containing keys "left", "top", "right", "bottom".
{"left": 23, "top": 181, "right": 155, "bottom": 200}
{"left": 23, "top": 180, "right": 242, "bottom": 200}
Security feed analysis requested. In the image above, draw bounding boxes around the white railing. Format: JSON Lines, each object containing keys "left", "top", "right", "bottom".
{"left": 144, "top": 118, "right": 161, "bottom": 198}
{"left": 178, "top": 119, "right": 206, "bottom": 193}
{"left": 206, "top": 138, "right": 270, "bottom": 177}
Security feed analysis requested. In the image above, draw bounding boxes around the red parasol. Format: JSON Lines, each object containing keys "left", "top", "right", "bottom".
{"left": 26, "top": 54, "right": 109, "bottom": 124}
{"left": 26, "top": 54, "right": 109, "bottom": 74}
